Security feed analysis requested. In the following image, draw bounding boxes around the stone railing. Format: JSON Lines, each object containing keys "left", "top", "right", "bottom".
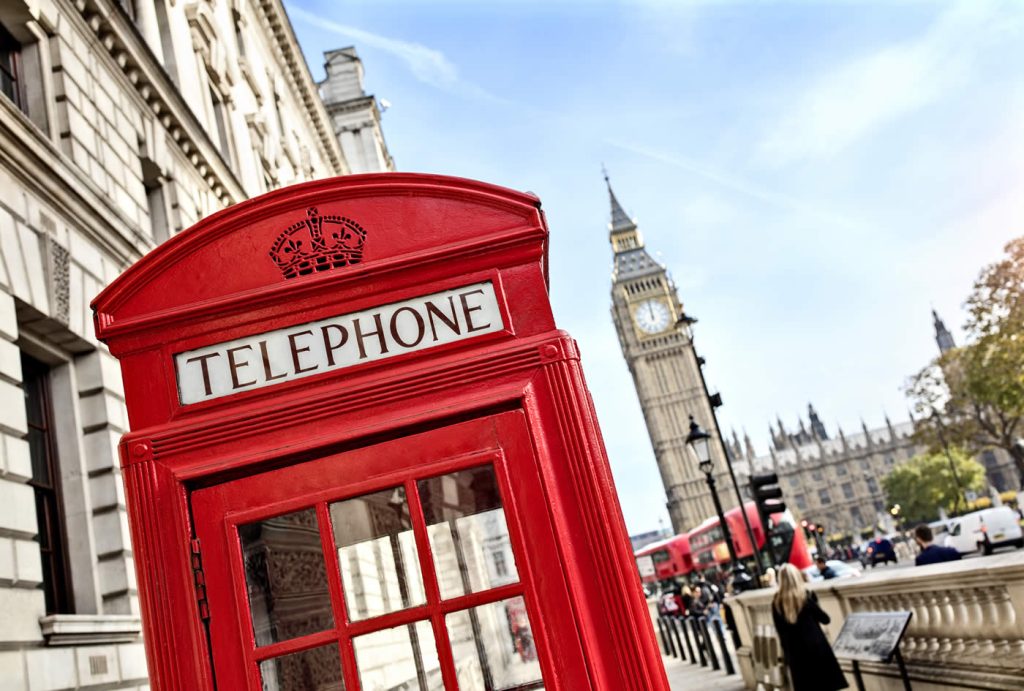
{"left": 727, "top": 552, "right": 1024, "bottom": 690}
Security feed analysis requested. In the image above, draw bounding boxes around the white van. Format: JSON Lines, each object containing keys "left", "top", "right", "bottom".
{"left": 944, "top": 507, "right": 1024, "bottom": 555}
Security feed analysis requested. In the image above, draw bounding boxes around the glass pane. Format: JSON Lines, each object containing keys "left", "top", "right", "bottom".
{"left": 418, "top": 466, "right": 519, "bottom": 599}
{"left": 353, "top": 620, "right": 442, "bottom": 690}
{"left": 239, "top": 508, "right": 334, "bottom": 646}
{"left": 330, "top": 487, "right": 425, "bottom": 622}
{"left": 446, "top": 597, "right": 544, "bottom": 691}
{"left": 259, "top": 643, "right": 344, "bottom": 691}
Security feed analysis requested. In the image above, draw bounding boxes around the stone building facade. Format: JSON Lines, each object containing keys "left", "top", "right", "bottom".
{"left": 607, "top": 178, "right": 735, "bottom": 533}
{"left": 731, "top": 408, "right": 922, "bottom": 539}
{"left": 0, "top": 0, "right": 389, "bottom": 688}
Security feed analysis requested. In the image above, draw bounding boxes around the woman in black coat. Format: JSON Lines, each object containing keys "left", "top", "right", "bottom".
{"left": 772, "top": 563, "right": 848, "bottom": 691}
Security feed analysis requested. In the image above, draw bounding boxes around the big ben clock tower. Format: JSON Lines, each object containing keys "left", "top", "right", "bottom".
{"left": 606, "top": 175, "right": 733, "bottom": 533}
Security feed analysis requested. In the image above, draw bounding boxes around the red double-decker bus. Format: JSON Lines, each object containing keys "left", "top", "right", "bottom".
{"left": 634, "top": 533, "right": 693, "bottom": 585}
{"left": 688, "top": 502, "right": 813, "bottom": 573}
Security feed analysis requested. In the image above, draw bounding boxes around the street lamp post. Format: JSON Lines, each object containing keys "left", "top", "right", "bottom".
{"left": 678, "top": 313, "right": 765, "bottom": 582}
{"left": 931, "top": 407, "right": 966, "bottom": 513}
{"left": 686, "top": 416, "right": 752, "bottom": 589}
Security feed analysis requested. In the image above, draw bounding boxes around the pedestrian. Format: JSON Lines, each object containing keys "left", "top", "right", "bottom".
{"left": 689, "top": 585, "right": 707, "bottom": 618}
{"left": 814, "top": 556, "right": 838, "bottom": 580}
{"left": 772, "top": 563, "right": 848, "bottom": 691}
{"left": 680, "top": 585, "right": 694, "bottom": 615}
{"left": 913, "top": 524, "right": 962, "bottom": 566}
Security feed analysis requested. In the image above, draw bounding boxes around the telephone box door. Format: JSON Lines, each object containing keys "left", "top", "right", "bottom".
{"left": 191, "top": 411, "right": 588, "bottom": 690}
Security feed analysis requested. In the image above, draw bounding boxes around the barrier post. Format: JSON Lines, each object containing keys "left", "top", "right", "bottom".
{"left": 713, "top": 619, "right": 735, "bottom": 675}
{"left": 690, "top": 618, "right": 708, "bottom": 667}
{"left": 700, "top": 618, "right": 720, "bottom": 671}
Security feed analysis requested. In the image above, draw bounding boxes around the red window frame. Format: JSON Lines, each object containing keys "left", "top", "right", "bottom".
{"left": 191, "top": 411, "right": 583, "bottom": 690}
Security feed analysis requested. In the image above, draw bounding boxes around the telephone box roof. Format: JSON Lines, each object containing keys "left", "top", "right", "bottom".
{"left": 92, "top": 173, "right": 546, "bottom": 342}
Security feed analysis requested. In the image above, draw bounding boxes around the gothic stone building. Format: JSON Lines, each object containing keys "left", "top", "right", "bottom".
{"left": 0, "top": 0, "right": 389, "bottom": 688}
{"left": 730, "top": 407, "right": 922, "bottom": 539}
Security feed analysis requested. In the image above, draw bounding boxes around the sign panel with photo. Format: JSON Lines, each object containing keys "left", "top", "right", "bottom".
{"left": 833, "top": 611, "right": 913, "bottom": 663}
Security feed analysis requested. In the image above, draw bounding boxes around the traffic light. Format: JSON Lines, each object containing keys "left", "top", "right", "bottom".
{"left": 750, "top": 472, "right": 786, "bottom": 532}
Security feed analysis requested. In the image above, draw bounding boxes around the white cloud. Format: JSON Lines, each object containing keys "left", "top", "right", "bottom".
{"left": 761, "top": 2, "right": 1020, "bottom": 165}
{"left": 286, "top": 5, "right": 459, "bottom": 88}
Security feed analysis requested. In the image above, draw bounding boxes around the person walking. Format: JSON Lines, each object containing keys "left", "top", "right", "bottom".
{"left": 913, "top": 524, "right": 962, "bottom": 566}
{"left": 772, "top": 563, "right": 848, "bottom": 691}
{"left": 814, "top": 556, "right": 838, "bottom": 580}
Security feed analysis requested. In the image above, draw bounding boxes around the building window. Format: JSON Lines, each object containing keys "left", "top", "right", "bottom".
{"left": 118, "top": 0, "right": 136, "bottom": 20}
{"left": 842, "top": 482, "right": 854, "bottom": 500}
{"left": 23, "top": 354, "right": 74, "bottom": 614}
{"left": 836, "top": 464, "right": 848, "bottom": 476}
{"left": 210, "top": 88, "right": 235, "bottom": 167}
{"left": 866, "top": 477, "right": 879, "bottom": 494}
{"left": 273, "top": 90, "right": 284, "bottom": 139}
{"left": 153, "top": 0, "right": 178, "bottom": 84}
{"left": 860, "top": 458, "right": 871, "bottom": 470}
{"left": 851, "top": 506, "right": 863, "bottom": 525}
{"left": 811, "top": 470, "right": 823, "bottom": 482}
{"left": 818, "top": 489, "right": 832, "bottom": 505}
{"left": 233, "top": 9, "right": 246, "bottom": 58}
{"left": 493, "top": 550, "right": 508, "bottom": 578}
{"left": 140, "top": 155, "right": 170, "bottom": 243}
{"left": 0, "top": 23, "right": 23, "bottom": 112}
{"left": 794, "top": 494, "right": 807, "bottom": 510}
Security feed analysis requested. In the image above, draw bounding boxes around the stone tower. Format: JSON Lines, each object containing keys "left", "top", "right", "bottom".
{"left": 606, "top": 176, "right": 733, "bottom": 533}
{"left": 933, "top": 309, "right": 956, "bottom": 354}
{"left": 320, "top": 47, "right": 395, "bottom": 173}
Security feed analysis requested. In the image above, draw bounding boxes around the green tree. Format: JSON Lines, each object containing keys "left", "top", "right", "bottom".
{"left": 906, "top": 237, "right": 1024, "bottom": 487}
{"left": 882, "top": 449, "right": 988, "bottom": 523}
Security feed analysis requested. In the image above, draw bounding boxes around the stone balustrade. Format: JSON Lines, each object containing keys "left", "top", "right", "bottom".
{"left": 727, "top": 552, "right": 1024, "bottom": 690}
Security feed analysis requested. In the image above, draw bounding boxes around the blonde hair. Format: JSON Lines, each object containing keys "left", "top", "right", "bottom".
{"left": 773, "top": 563, "right": 808, "bottom": 625}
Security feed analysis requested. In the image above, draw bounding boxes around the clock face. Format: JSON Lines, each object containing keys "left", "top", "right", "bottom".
{"left": 634, "top": 299, "right": 671, "bottom": 334}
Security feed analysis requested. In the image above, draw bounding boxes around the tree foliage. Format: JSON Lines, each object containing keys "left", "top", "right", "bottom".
{"left": 906, "top": 237, "right": 1024, "bottom": 487}
{"left": 882, "top": 449, "right": 988, "bottom": 523}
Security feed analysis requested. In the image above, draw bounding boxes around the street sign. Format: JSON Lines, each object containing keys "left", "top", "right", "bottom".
{"left": 834, "top": 611, "right": 913, "bottom": 691}
{"left": 833, "top": 611, "right": 912, "bottom": 663}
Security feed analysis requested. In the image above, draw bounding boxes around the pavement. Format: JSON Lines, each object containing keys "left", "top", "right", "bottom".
{"left": 663, "top": 654, "right": 747, "bottom": 690}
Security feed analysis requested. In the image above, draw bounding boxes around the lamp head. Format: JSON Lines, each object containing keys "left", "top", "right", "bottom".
{"left": 686, "top": 416, "right": 713, "bottom": 473}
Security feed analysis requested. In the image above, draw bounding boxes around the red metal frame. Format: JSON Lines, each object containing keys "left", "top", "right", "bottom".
{"left": 92, "top": 173, "right": 669, "bottom": 691}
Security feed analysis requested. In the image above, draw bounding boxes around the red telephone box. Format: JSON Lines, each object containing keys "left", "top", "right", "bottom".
{"left": 92, "top": 174, "right": 669, "bottom": 691}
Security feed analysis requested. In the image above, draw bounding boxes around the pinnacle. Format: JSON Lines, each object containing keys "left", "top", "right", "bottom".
{"left": 603, "top": 168, "right": 636, "bottom": 232}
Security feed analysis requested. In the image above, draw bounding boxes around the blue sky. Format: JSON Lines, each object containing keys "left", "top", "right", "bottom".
{"left": 285, "top": 0, "right": 1024, "bottom": 534}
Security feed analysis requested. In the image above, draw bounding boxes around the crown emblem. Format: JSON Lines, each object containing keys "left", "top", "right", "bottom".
{"left": 269, "top": 207, "right": 367, "bottom": 279}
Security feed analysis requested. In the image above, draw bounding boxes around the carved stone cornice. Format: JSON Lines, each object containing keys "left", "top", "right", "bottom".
{"left": 74, "top": 0, "right": 247, "bottom": 205}
{"left": 252, "top": 0, "right": 347, "bottom": 175}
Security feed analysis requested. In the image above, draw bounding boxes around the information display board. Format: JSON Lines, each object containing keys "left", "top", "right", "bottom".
{"left": 833, "top": 611, "right": 912, "bottom": 663}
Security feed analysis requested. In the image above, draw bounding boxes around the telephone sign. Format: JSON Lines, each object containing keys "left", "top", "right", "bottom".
{"left": 92, "top": 174, "right": 669, "bottom": 691}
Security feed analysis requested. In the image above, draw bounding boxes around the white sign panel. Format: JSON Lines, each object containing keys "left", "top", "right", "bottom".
{"left": 176, "top": 282, "right": 504, "bottom": 405}
{"left": 636, "top": 555, "right": 656, "bottom": 579}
